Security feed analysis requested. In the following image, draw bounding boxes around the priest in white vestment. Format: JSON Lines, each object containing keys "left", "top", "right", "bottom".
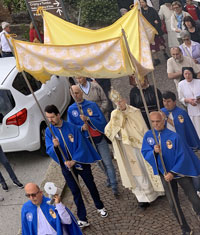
{"left": 105, "top": 89, "right": 164, "bottom": 208}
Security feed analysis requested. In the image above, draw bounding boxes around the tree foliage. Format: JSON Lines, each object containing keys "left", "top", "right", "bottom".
{"left": 64, "top": 0, "right": 120, "bottom": 26}
{"left": 2, "top": 0, "right": 26, "bottom": 14}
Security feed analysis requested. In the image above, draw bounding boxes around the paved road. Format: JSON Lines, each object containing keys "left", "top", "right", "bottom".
{"left": 0, "top": 151, "right": 51, "bottom": 235}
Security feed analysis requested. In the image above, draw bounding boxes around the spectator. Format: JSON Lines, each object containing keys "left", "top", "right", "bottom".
{"left": 0, "top": 146, "right": 23, "bottom": 191}
{"left": 94, "top": 78, "right": 114, "bottom": 120}
{"left": 171, "top": 1, "right": 190, "bottom": 44}
{"left": 184, "top": 15, "right": 200, "bottom": 43}
{"left": 76, "top": 76, "right": 109, "bottom": 118}
{"left": 0, "top": 22, "right": 13, "bottom": 57}
{"left": 159, "top": 0, "right": 179, "bottom": 47}
{"left": 178, "top": 67, "right": 200, "bottom": 138}
{"left": 179, "top": 30, "right": 200, "bottom": 64}
{"left": 129, "top": 75, "right": 163, "bottom": 129}
{"left": 140, "top": 0, "right": 169, "bottom": 66}
{"left": 167, "top": 47, "right": 200, "bottom": 89}
{"left": 117, "top": 0, "right": 133, "bottom": 15}
{"left": 29, "top": 21, "right": 44, "bottom": 43}
{"left": 184, "top": 0, "right": 200, "bottom": 23}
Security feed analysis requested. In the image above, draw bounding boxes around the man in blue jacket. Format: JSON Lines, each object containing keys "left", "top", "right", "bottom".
{"left": 21, "top": 182, "right": 82, "bottom": 235}
{"left": 45, "top": 105, "right": 108, "bottom": 228}
{"left": 142, "top": 111, "right": 200, "bottom": 235}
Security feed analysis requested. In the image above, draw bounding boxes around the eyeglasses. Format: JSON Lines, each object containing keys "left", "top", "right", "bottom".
{"left": 25, "top": 190, "right": 40, "bottom": 198}
{"left": 183, "top": 38, "right": 190, "bottom": 41}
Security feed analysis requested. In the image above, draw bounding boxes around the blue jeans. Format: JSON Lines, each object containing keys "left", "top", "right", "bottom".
{"left": 95, "top": 137, "right": 117, "bottom": 192}
{"left": 0, "top": 146, "right": 17, "bottom": 183}
{"left": 160, "top": 175, "right": 200, "bottom": 233}
{"left": 62, "top": 164, "right": 104, "bottom": 222}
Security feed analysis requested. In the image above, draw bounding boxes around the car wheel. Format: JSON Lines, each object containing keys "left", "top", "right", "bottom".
{"left": 40, "top": 122, "right": 47, "bottom": 156}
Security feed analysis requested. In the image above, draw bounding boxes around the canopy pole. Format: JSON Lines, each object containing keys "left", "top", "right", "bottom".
{"left": 5, "top": 35, "right": 89, "bottom": 204}
{"left": 121, "top": 28, "right": 182, "bottom": 226}
{"left": 151, "top": 71, "right": 160, "bottom": 111}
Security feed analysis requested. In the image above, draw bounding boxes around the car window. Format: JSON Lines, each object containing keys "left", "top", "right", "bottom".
{"left": 0, "top": 89, "right": 15, "bottom": 123}
{"left": 12, "top": 72, "right": 42, "bottom": 95}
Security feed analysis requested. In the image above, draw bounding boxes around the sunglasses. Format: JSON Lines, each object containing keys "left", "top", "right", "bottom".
{"left": 25, "top": 190, "right": 40, "bottom": 198}
{"left": 183, "top": 38, "right": 190, "bottom": 41}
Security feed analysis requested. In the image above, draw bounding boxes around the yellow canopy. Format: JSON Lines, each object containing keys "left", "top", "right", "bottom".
{"left": 12, "top": 36, "right": 135, "bottom": 83}
{"left": 43, "top": 4, "right": 156, "bottom": 72}
{"left": 12, "top": 4, "right": 156, "bottom": 83}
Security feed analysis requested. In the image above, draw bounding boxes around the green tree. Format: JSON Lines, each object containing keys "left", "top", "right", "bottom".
{"left": 2, "top": 0, "right": 26, "bottom": 14}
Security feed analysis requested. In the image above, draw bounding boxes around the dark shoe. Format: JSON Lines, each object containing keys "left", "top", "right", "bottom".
{"left": 153, "top": 59, "right": 161, "bottom": 66}
{"left": 182, "top": 230, "right": 193, "bottom": 235}
{"left": 138, "top": 202, "right": 150, "bottom": 209}
{"left": 13, "top": 180, "right": 24, "bottom": 189}
{"left": 1, "top": 182, "right": 8, "bottom": 191}
{"left": 113, "top": 191, "right": 120, "bottom": 199}
{"left": 163, "top": 52, "right": 169, "bottom": 60}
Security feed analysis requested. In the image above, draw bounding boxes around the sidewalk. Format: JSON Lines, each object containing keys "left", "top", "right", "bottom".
{"left": 62, "top": 160, "right": 200, "bottom": 235}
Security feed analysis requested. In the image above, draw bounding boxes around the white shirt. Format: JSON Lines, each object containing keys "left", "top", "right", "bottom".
{"left": 178, "top": 79, "right": 200, "bottom": 116}
{"left": 38, "top": 202, "right": 72, "bottom": 235}
{"left": 79, "top": 81, "right": 90, "bottom": 95}
{"left": 166, "top": 112, "right": 176, "bottom": 132}
{"left": 0, "top": 30, "right": 12, "bottom": 52}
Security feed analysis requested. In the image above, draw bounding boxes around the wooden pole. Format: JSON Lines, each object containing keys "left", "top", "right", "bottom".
{"left": 121, "top": 28, "right": 183, "bottom": 226}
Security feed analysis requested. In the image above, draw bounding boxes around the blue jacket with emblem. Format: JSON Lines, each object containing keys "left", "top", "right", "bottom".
{"left": 142, "top": 128, "right": 200, "bottom": 177}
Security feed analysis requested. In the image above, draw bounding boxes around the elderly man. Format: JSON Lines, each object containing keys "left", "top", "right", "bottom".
{"left": 45, "top": 105, "right": 107, "bottom": 228}
{"left": 0, "top": 22, "right": 13, "bottom": 57}
{"left": 68, "top": 85, "right": 118, "bottom": 197}
{"left": 167, "top": 47, "right": 200, "bottom": 89}
{"left": 75, "top": 76, "right": 109, "bottom": 118}
{"left": 21, "top": 183, "right": 82, "bottom": 235}
{"left": 105, "top": 89, "right": 164, "bottom": 209}
{"left": 142, "top": 111, "right": 200, "bottom": 235}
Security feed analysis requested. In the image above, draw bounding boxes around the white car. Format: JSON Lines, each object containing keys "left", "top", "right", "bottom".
{"left": 0, "top": 57, "right": 71, "bottom": 154}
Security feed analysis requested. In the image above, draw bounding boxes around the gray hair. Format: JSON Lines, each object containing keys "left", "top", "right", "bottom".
{"left": 180, "top": 30, "right": 191, "bottom": 39}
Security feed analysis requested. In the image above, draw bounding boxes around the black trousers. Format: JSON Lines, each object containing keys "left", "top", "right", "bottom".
{"left": 62, "top": 164, "right": 104, "bottom": 221}
{"left": 160, "top": 175, "right": 200, "bottom": 232}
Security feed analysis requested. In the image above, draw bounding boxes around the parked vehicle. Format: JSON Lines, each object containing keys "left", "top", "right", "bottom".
{"left": 0, "top": 57, "right": 71, "bottom": 154}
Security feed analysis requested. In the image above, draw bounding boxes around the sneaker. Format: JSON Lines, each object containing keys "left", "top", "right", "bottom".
{"left": 77, "top": 220, "right": 90, "bottom": 228}
{"left": 97, "top": 208, "right": 108, "bottom": 218}
{"left": 13, "top": 180, "right": 24, "bottom": 189}
{"left": 1, "top": 182, "right": 8, "bottom": 191}
{"left": 0, "top": 196, "right": 4, "bottom": 201}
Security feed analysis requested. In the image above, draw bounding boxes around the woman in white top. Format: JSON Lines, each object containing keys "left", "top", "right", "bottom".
{"left": 178, "top": 67, "right": 200, "bottom": 138}
{"left": 159, "top": 0, "right": 179, "bottom": 47}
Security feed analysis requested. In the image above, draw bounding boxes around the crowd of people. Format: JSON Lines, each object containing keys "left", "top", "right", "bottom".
{"left": 1, "top": 0, "right": 200, "bottom": 234}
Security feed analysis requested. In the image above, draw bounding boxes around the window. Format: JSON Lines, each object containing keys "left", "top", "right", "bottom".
{"left": 12, "top": 72, "right": 42, "bottom": 95}
{"left": 0, "top": 89, "right": 15, "bottom": 123}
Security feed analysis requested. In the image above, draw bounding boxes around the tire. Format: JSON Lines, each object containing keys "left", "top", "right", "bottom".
{"left": 40, "top": 122, "right": 47, "bottom": 156}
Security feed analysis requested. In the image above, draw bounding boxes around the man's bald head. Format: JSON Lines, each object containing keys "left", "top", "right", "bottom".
{"left": 149, "top": 111, "right": 165, "bottom": 131}
{"left": 170, "top": 47, "right": 183, "bottom": 62}
{"left": 71, "top": 85, "right": 84, "bottom": 103}
{"left": 25, "top": 183, "right": 43, "bottom": 205}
